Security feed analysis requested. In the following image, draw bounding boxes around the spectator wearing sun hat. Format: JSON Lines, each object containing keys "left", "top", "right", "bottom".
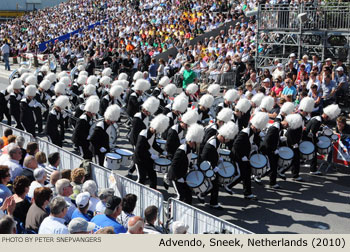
{"left": 71, "top": 192, "right": 92, "bottom": 221}
{"left": 68, "top": 217, "right": 95, "bottom": 234}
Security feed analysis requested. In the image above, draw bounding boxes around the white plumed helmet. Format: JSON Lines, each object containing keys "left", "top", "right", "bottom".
{"left": 102, "top": 67, "right": 112, "bottom": 77}
{"left": 163, "top": 84, "right": 177, "bottom": 97}
{"left": 199, "top": 94, "right": 214, "bottom": 109}
{"left": 39, "top": 79, "right": 51, "bottom": 91}
{"left": 216, "top": 108, "right": 233, "bottom": 123}
{"left": 54, "top": 82, "right": 66, "bottom": 95}
{"left": 181, "top": 110, "right": 198, "bottom": 125}
{"left": 84, "top": 96, "right": 100, "bottom": 114}
{"left": 11, "top": 78, "right": 22, "bottom": 90}
{"left": 224, "top": 89, "right": 239, "bottom": 102}
{"left": 280, "top": 102, "right": 295, "bottom": 115}
{"left": 235, "top": 98, "right": 251, "bottom": 113}
{"left": 150, "top": 114, "right": 170, "bottom": 134}
{"left": 323, "top": 104, "right": 341, "bottom": 120}
{"left": 104, "top": 104, "right": 121, "bottom": 122}
{"left": 24, "top": 85, "right": 37, "bottom": 97}
{"left": 134, "top": 79, "right": 150, "bottom": 92}
{"left": 186, "top": 83, "right": 198, "bottom": 95}
{"left": 83, "top": 84, "right": 96, "bottom": 96}
{"left": 259, "top": 96, "right": 275, "bottom": 112}
{"left": 185, "top": 123, "right": 205, "bottom": 143}
{"left": 142, "top": 96, "right": 160, "bottom": 115}
{"left": 250, "top": 112, "right": 269, "bottom": 130}
{"left": 54, "top": 95, "right": 70, "bottom": 109}
{"left": 285, "top": 114, "right": 303, "bottom": 130}
{"left": 218, "top": 121, "right": 239, "bottom": 140}
{"left": 159, "top": 76, "right": 170, "bottom": 87}
{"left": 109, "top": 85, "right": 123, "bottom": 98}
{"left": 207, "top": 84, "right": 220, "bottom": 97}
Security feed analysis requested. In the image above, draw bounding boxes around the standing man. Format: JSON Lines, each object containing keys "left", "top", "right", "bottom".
{"left": 1, "top": 40, "right": 11, "bottom": 71}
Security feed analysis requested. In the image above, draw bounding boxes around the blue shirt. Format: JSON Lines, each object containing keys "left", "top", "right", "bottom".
{"left": 321, "top": 80, "right": 337, "bottom": 100}
{"left": 0, "top": 184, "right": 12, "bottom": 206}
{"left": 282, "top": 85, "right": 297, "bottom": 99}
{"left": 91, "top": 214, "right": 127, "bottom": 234}
{"left": 71, "top": 209, "right": 91, "bottom": 221}
{"left": 149, "top": 64, "right": 158, "bottom": 77}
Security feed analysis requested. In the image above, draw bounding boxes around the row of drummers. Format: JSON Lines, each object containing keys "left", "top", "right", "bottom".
{"left": 100, "top": 83, "right": 342, "bottom": 207}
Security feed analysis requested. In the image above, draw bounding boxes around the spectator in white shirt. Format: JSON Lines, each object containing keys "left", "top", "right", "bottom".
{"left": 28, "top": 168, "right": 47, "bottom": 199}
{"left": 38, "top": 196, "right": 69, "bottom": 234}
{"left": 81, "top": 180, "right": 100, "bottom": 213}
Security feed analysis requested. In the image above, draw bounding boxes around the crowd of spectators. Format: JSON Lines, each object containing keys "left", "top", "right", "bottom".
{"left": 0, "top": 129, "right": 190, "bottom": 234}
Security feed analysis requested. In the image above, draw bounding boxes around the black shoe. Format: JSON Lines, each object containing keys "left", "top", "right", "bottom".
{"left": 223, "top": 184, "right": 234, "bottom": 195}
{"left": 125, "top": 174, "right": 133, "bottom": 179}
{"left": 270, "top": 184, "right": 281, "bottom": 189}
{"left": 277, "top": 172, "right": 286, "bottom": 181}
{"left": 209, "top": 204, "right": 224, "bottom": 210}
{"left": 197, "top": 193, "right": 205, "bottom": 204}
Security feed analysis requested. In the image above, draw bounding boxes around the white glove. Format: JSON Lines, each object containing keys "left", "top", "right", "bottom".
{"left": 280, "top": 136, "right": 287, "bottom": 142}
{"left": 308, "top": 132, "right": 313, "bottom": 138}
{"left": 99, "top": 147, "right": 107, "bottom": 153}
{"left": 180, "top": 138, "right": 186, "bottom": 144}
{"left": 192, "top": 164, "right": 198, "bottom": 170}
{"left": 213, "top": 166, "right": 220, "bottom": 173}
{"left": 251, "top": 145, "right": 258, "bottom": 151}
{"left": 259, "top": 132, "right": 265, "bottom": 138}
{"left": 41, "top": 106, "right": 47, "bottom": 113}
{"left": 151, "top": 154, "right": 159, "bottom": 160}
{"left": 242, "top": 156, "right": 248, "bottom": 162}
{"left": 177, "top": 178, "right": 185, "bottom": 183}
{"left": 274, "top": 149, "right": 279, "bottom": 155}
{"left": 162, "top": 151, "right": 167, "bottom": 156}
{"left": 293, "top": 143, "right": 299, "bottom": 148}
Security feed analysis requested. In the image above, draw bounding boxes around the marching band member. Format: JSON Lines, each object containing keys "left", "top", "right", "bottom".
{"left": 161, "top": 95, "right": 188, "bottom": 139}
{"left": 98, "top": 76, "right": 112, "bottom": 98}
{"left": 226, "top": 112, "right": 269, "bottom": 199}
{"left": 0, "top": 85, "right": 13, "bottom": 125}
{"left": 260, "top": 118, "right": 287, "bottom": 189}
{"left": 166, "top": 110, "right": 198, "bottom": 160}
{"left": 250, "top": 92, "right": 265, "bottom": 114}
{"left": 100, "top": 85, "right": 124, "bottom": 116}
{"left": 20, "top": 85, "right": 38, "bottom": 137}
{"left": 44, "top": 72, "right": 57, "bottom": 97}
{"left": 72, "top": 84, "right": 96, "bottom": 122}
{"left": 34, "top": 79, "right": 52, "bottom": 133}
{"left": 24, "top": 74, "right": 38, "bottom": 88}
{"left": 201, "top": 107, "right": 232, "bottom": 149}
{"left": 45, "top": 95, "right": 70, "bottom": 147}
{"left": 70, "top": 75, "right": 87, "bottom": 104}
{"left": 9, "top": 78, "right": 24, "bottom": 129}
{"left": 233, "top": 98, "right": 252, "bottom": 131}
{"left": 49, "top": 82, "right": 66, "bottom": 106}
{"left": 303, "top": 104, "right": 341, "bottom": 175}
{"left": 216, "top": 89, "right": 239, "bottom": 115}
{"left": 259, "top": 96, "right": 275, "bottom": 113}
{"left": 72, "top": 97, "right": 100, "bottom": 159}
{"left": 36, "top": 65, "right": 49, "bottom": 84}
{"left": 152, "top": 76, "right": 170, "bottom": 97}
{"left": 134, "top": 114, "right": 169, "bottom": 189}
{"left": 196, "top": 94, "right": 214, "bottom": 125}
{"left": 168, "top": 123, "right": 205, "bottom": 205}
{"left": 280, "top": 114, "right": 304, "bottom": 181}
{"left": 179, "top": 83, "right": 199, "bottom": 107}
{"left": 207, "top": 83, "right": 221, "bottom": 117}
{"left": 155, "top": 83, "right": 177, "bottom": 115}
{"left": 126, "top": 79, "right": 151, "bottom": 117}
{"left": 89, "top": 104, "right": 121, "bottom": 166}
{"left": 127, "top": 96, "right": 160, "bottom": 176}
{"left": 298, "top": 97, "right": 315, "bottom": 124}
{"left": 200, "top": 121, "right": 239, "bottom": 209}
{"left": 276, "top": 101, "right": 295, "bottom": 122}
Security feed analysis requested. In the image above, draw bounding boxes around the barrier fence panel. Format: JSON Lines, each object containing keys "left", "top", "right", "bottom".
{"left": 169, "top": 198, "right": 253, "bottom": 234}
{"left": 108, "top": 171, "right": 165, "bottom": 224}
{"left": 0, "top": 123, "right": 35, "bottom": 146}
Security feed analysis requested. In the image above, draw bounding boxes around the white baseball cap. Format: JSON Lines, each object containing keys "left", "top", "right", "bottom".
{"left": 76, "top": 192, "right": 90, "bottom": 208}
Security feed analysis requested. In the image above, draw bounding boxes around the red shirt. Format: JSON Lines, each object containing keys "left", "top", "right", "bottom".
{"left": 271, "top": 85, "right": 284, "bottom": 96}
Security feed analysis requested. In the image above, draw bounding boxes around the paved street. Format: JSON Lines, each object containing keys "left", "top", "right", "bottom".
{"left": 0, "top": 61, "right": 349, "bottom": 234}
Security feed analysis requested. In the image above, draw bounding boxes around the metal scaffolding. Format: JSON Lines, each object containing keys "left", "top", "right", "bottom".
{"left": 255, "top": 2, "right": 350, "bottom": 69}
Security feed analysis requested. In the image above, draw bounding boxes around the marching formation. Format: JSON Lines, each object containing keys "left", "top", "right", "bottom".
{"left": 0, "top": 64, "right": 343, "bottom": 210}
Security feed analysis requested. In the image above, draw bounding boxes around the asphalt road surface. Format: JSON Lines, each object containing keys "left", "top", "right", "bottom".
{"left": 0, "top": 61, "right": 349, "bottom": 234}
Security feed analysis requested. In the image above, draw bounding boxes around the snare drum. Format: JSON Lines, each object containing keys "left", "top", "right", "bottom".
{"left": 299, "top": 141, "right": 315, "bottom": 160}
{"left": 115, "top": 148, "right": 134, "bottom": 167}
{"left": 250, "top": 154, "right": 268, "bottom": 177}
{"left": 199, "top": 161, "right": 211, "bottom": 172}
{"left": 103, "top": 153, "right": 122, "bottom": 170}
{"left": 186, "top": 170, "right": 212, "bottom": 194}
{"left": 205, "top": 169, "right": 216, "bottom": 181}
{"left": 218, "top": 149, "right": 231, "bottom": 162}
{"left": 316, "top": 136, "right": 332, "bottom": 155}
{"left": 277, "top": 146, "right": 294, "bottom": 168}
{"left": 154, "top": 158, "right": 171, "bottom": 174}
{"left": 331, "top": 134, "right": 339, "bottom": 142}
{"left": 217, "top": 162, "right": 235, "bottom": 185}
{"left": 191, "top": 153, "right": 198, "bottom": 165}
{"left": 322, "top": 128, "right": 333, "bottom": 138}
{"left": 156, "top": 139, "right": 166, "bottom": 150}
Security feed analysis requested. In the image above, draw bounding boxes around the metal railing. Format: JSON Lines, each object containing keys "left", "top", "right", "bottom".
{"left": 0, "top": 123, "right": 35, "bottom": 146}
{"left": 259, "top": 3, "right": 350, "bottom": 31}
{"left": 168, "top": 198, "right": 253, "bottom": 234}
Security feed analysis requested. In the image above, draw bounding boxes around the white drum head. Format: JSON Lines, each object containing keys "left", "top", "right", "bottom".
{"left": 323, "top": 128, "right": 333, "bottom": 137}
{"left": 278, "top": 146, "right": 294, "bottom": 159}
{"left": 116, "top": 148, "right": 133, "bottom": 157}
{"left": 205, "top": 169, "right": 214, "bottom": 178}
{"left": 186, "top": 171, "right": 204, "bottom": 188}
{"left": 105, "top": 153, "right": 122, "bottom": 160}
{"left": 191, "top": 153, "right": 198, "bottom": 160}
{"left": 317, "top": 136, "right": 331, "bottom": 148}
{"left": 218, "top": 162, "right": 235, "bottom": 178}
{"left": 155, "top": 158, "right": 171, "bottom": 166}
{"left": 299, "top": 141, "right": 315, "bottom": 154}
{"left": 200, "top": 161, "right": 211, "bottom": 172}
{"left": 218, "top": 149, "right": 230, "bottom": 156}
{"left": 250, "top": 154, "right": 267, "bottom": 168}
{"left": 156, "top": 139, "right": 166, "bottom": 144}
{"left": 331, "top": 134, "right": 339, "bottom": 141}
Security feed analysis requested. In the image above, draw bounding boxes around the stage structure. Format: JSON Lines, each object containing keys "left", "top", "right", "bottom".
{"left": 255, "top": 2, "right": 350, "bottom": 69}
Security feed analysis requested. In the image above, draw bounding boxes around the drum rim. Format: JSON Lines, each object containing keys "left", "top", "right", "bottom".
{"left": 200, "top": 161, "right": 211, "bottom": 171}
{"left": 105, "top": 153, "right": 122, "bottom": 159}
{"left": 115, "top": 148, "right": 133, "bottom": 156}
{"left": 217, "top": 163, "right": 235, "bottom": 177}
{"left": 316, "top": 136, "right": 332, "bottom": 148}
{"left": 218, "top": 149, "right": 230, "bottom": 155}
{"left": 278, "top": 147, "right": 294, "bottom": 159}
{"left": 205, "top": 169, "right": 214, "bottom": 177}
{"left": 250, "top": 154, "right": 267, "bottom": 168}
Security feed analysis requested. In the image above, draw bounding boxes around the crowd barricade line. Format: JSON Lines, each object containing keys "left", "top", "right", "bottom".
{"left": 168, "top": 197, "right": 253, "bottom": 234}
{"left": 0, "top": 122, "right": 35, "bottom": 146}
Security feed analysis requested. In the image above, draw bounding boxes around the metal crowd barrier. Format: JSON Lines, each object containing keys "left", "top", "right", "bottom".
{"left": 0, "top": 123, "right": 35, "bottom": 146}
{"left": 168, "top": 198, "right": 253, "bottom": 234}
{"left": 101, "top": 167, "right": 165, "bottom": 224}
{"left": 36, "top": 137, "right": 83, "bottom": 171}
